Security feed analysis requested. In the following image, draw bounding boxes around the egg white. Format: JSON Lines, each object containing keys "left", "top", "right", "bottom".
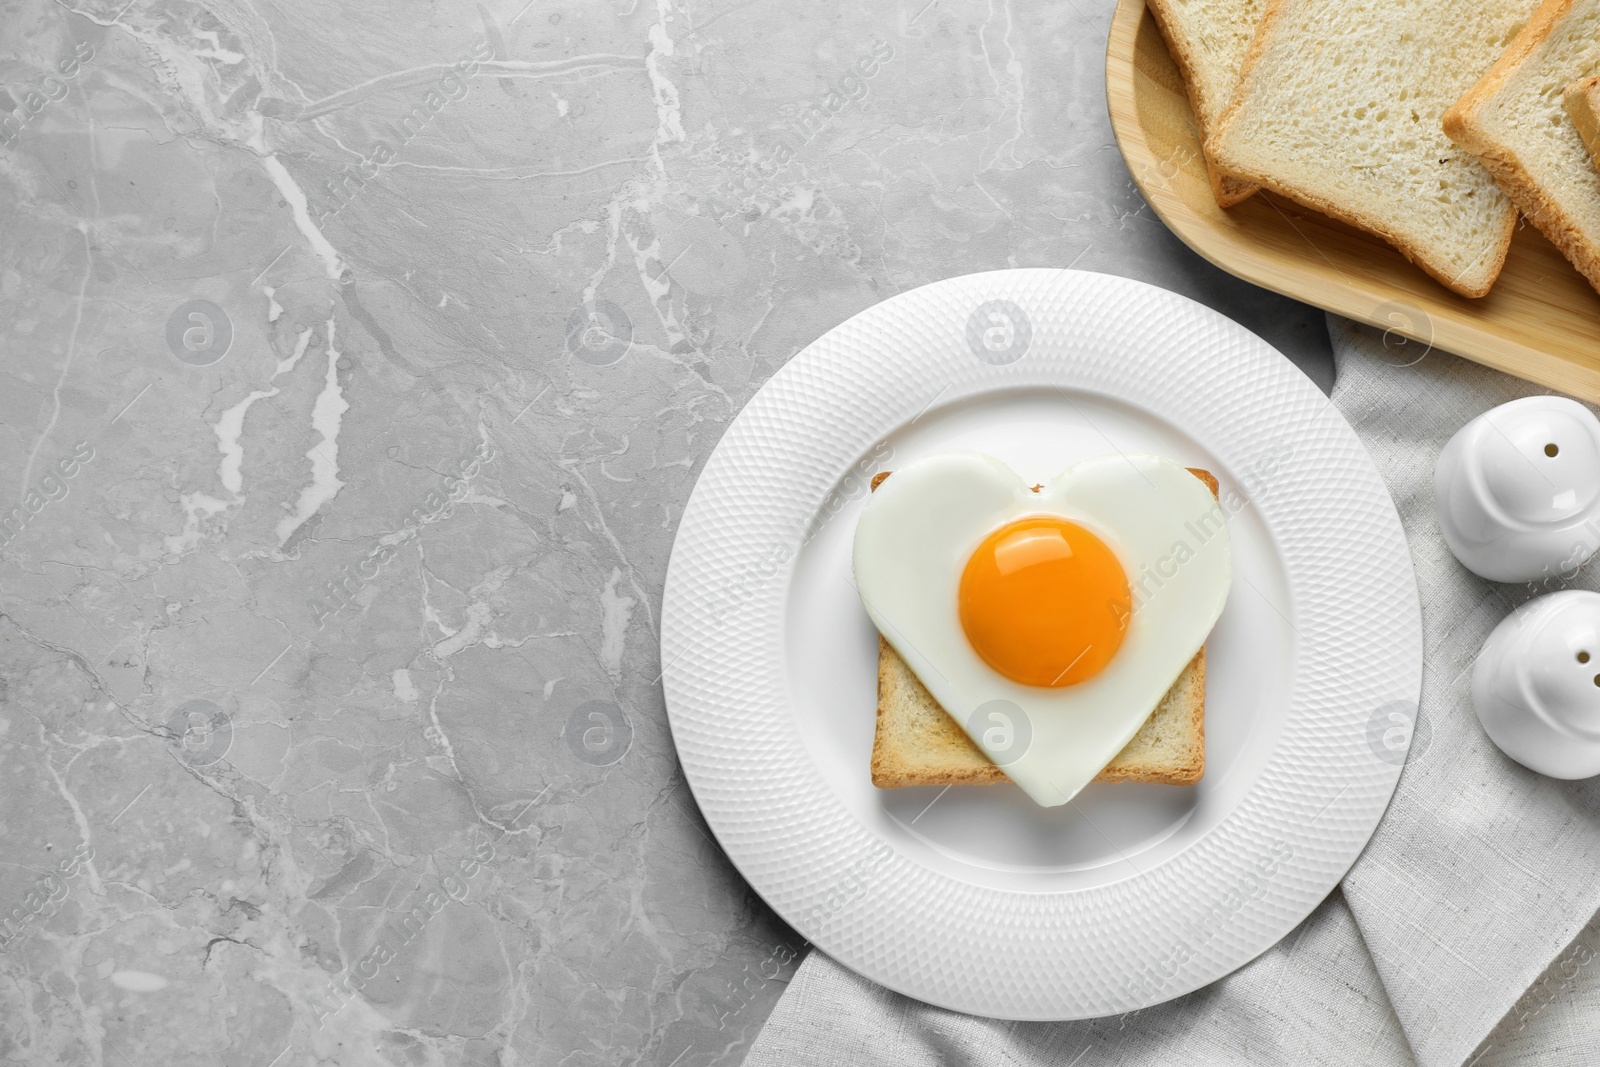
{"left": 852, "top": 451, "right": 1232, "bottom": 807}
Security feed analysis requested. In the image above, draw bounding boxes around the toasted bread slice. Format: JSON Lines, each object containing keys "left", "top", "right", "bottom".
{"left": 872, "top": 639, "right": 1206, "bottom": 788}
{"left": 1206, "top": 0, "right": 1531, "bottom": 297}
{"left": 1565, "top": 73, "right": 1600, "bottom": 174}
{"left": 1145, "top": 0, "right": 1268, "bottom": 207}
{"left": 1444, "top": 0, "right": 1600, "bottom": 295}
{"left": 867, "top": 468, "right": 1217, "bottom": 790}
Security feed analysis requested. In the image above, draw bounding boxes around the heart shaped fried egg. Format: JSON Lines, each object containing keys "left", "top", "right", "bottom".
{"left": 852, "top": 451, "right": 1232, "bottom": 807}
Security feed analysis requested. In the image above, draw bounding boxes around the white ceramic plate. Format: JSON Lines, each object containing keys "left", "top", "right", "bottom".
{"left": 660, "top": 270, "right": 1422, "bottom": 1020}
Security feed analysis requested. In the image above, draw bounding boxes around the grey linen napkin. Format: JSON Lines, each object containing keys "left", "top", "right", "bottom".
{"left": 743, "top": 314, "right": 1600, "bottom": 1067}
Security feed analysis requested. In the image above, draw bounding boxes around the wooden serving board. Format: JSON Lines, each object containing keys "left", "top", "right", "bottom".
{"left": 1106, "top": 0, "right": 1600, "bottom": 400}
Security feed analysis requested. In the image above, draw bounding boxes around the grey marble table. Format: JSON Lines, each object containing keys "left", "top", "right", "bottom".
{"left": 0, "top": 0, "right": 1333, "bottom": 1064}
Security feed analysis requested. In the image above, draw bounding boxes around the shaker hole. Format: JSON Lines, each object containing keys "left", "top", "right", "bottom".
{"left": 1593, "top": 673, "right": 1600, "bottom": 688}
{"left": 1581, "top": 651, "right": 1593, "bottom": 663}
{"left": 1546, "top": 443, "right": 1560, "bottom": 457}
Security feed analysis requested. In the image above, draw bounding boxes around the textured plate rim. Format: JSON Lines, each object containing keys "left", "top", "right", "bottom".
{"left": 660, "top": 269, "right": 1422, "bottom": 1020}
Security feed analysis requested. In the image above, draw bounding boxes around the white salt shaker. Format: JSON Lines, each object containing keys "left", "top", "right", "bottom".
{"left": 1472, "top": 589, "right": 1600, "bottom": 779}
{"left": 1434, "top": 396, "right": 1600, "bottom": 583}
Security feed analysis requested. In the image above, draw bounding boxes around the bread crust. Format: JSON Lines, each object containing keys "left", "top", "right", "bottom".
{"left": 1443, "top": 0, "right": 1600, "bottom": 296}
{"left": 1565, "top": 74, "right": 1600, "bottom": 173}
{"left": 1144, "top": 0, "right": 1261, "bottom": 207}
{"left": 1209, "top": 164, "right": 1259, "bottom": 210}
{"left": 1207, "top": 0, "right": 1516, "bottom": 298}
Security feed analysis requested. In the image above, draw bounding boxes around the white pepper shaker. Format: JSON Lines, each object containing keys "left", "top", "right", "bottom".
{"left": 1472, "top": 589, "right": 1600, "bottom": 779}
{"left": 1434, "top": 396, "right": 1600, "bottom": 583}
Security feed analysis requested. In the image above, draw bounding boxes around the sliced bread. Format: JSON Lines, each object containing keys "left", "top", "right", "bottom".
{"left": 1444, "top": 0, "right": 1600, "bottom": 295}
{"left": 871, "top": 638, "right": 1206, "bottom": 787}
{"left": 1145, "top": 0, "right": 1268, "bottom": 207}
{"left": 866, "top": 468, "right": 1217, "bottom": 790}
{"left": 1564, "top": 73, "right": 1600, "bottom": 174}
{"left": 1206, "top": 0, "right": 1533, "bottom": 297}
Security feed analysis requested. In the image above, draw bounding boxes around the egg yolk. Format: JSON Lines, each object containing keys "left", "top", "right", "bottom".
{"left": 958, "top": 517, "right": 1131, "bottom": 687}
